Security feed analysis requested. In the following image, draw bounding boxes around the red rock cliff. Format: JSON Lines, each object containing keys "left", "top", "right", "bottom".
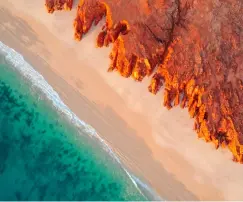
{"left": 45, "top": 0, "right": 73, "bottom": 13}
{"left": 46, "top": 0, "right": 243, "bottom": 163}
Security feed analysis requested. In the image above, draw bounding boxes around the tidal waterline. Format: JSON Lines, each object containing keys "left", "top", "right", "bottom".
{"left": 0, "top": 43, "right": 151, "bottom": 200}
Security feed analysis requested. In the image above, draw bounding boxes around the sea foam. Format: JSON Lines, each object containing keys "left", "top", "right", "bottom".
{"left": 0, "top": 41, "right": 161, "bottom": 201}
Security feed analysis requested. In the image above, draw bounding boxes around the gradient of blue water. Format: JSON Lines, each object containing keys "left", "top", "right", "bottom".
{"left": 0, "top": 58, "right": 146, "bottom": 200}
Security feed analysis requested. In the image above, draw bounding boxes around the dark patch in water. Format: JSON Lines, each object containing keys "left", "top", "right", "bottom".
{"left": 0, "top": 142, "right": 9, "bottom": 174}
{"left": 0, "top": 63, "right": 146, "bottom": 200}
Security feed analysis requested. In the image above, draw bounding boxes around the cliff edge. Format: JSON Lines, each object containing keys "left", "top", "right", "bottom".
{"left": 46, "top": 0, "right": 243, "bottom": 163}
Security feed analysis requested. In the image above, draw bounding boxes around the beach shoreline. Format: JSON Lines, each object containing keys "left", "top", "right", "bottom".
{"left": 1, "top": 1, "right": 243, "bottom": 200}
{"left": 0, "top": 40, "right": 156, "bottom": 200}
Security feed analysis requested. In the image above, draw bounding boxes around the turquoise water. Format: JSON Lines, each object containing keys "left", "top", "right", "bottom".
{"left": 0, "top": 50, "right": 147, "bottom": 200}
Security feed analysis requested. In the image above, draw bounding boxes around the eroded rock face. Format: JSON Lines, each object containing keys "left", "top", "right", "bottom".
{"left": 74, "top": 0, "right": 186, "bottom": 80}
{"left": 46, "top": 0, "right": 243, "bottom": 163}
{"left": 149, "top": 0, "right": 243, "bottom": 162}
{"left": 45, "top": 0, "right": 73, "bottom": 13}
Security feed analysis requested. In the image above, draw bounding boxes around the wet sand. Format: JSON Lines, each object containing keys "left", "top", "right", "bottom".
{"left": 0, "top": 0, "right": 243, "bottom": 200}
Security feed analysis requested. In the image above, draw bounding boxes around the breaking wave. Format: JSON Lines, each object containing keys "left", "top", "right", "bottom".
{"left": 0, "top": 41, "right": 161, "bottom": 201}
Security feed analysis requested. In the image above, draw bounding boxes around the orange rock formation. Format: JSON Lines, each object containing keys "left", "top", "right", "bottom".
{"left": 46, "top": 0, "right": 243, "bottom": 163}
{"left": 45, "top": 0, "right": 73, "bottom": 13}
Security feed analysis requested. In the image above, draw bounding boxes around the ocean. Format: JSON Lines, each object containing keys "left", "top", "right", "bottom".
{"left": 0, "top": 42, "right": 157, "bottom": 201}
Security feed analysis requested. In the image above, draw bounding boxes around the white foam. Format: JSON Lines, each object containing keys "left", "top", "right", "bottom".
{"left": 0, "top": 41, "right": 161, "bottom": 201}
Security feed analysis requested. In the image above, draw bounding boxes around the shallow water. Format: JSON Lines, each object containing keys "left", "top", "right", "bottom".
{"left": 0, "top": 56, "right": 147, "bottom": 200}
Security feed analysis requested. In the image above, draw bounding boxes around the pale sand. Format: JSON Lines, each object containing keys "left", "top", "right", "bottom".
{"left": 1, "top": 0, "right": 243, "bottom": 200}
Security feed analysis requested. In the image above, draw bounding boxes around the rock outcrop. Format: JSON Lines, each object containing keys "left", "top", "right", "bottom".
{"left": 45, "top": 0, "right": 73, "bottom": 13}
{"left": 46, "top": 0, "right": 243, "bottom": 163}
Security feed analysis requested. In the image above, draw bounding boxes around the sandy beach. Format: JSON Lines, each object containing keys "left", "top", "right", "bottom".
{"left": 1, "top": 0, "right": 243, "bottom": 200}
